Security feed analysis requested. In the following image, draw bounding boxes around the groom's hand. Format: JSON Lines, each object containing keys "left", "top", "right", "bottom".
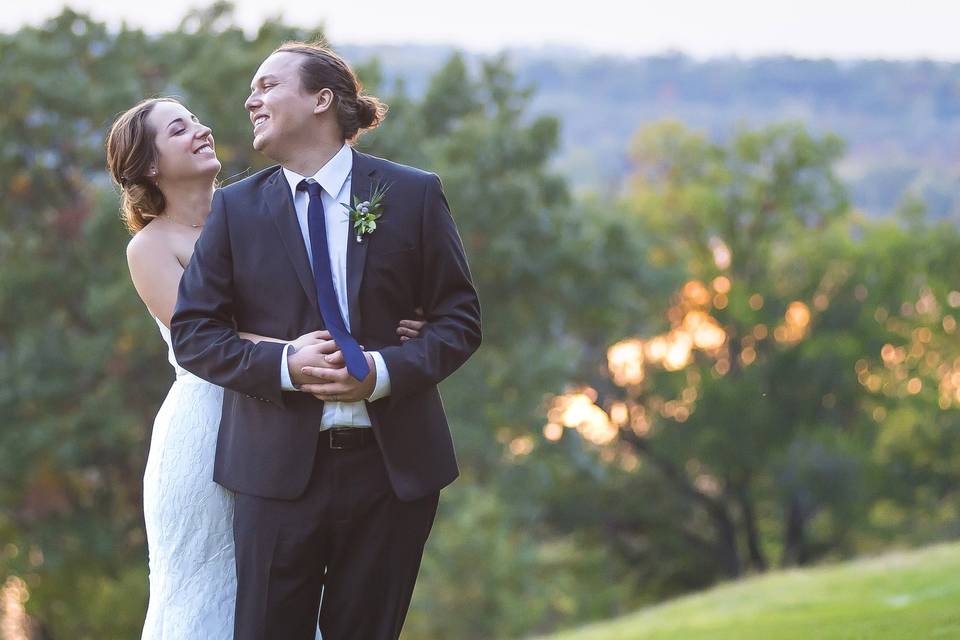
{"left": 287, "top": 340, "right": 343, "bottom": 388}
{"left": 299, "top": 351, "right": 377, "bottom": 402}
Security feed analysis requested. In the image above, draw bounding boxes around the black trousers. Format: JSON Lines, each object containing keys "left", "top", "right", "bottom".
{"left": 232, "top": 433, "right": 440, "bottom": 640}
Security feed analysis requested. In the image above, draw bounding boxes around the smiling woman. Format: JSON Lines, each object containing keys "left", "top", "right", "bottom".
{"left": 105, "top": 98, "right": 223, "bottom": 233}
{"left": 105, "top": 96, "right": 243, "bottom": 640}
{"left": 106, "top": 97, "right": 179, "bottom": 233}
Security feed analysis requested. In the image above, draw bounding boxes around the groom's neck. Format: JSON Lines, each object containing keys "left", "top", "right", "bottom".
{"left": 278, "top": 137, "right": 345, "bottom": 177}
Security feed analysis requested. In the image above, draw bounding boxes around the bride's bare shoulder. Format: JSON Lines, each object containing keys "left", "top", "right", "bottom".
{"left": 126, "top": 220, "right": 172, "bottom": 266}
{"left": 125, "top": 219, "right": 191, "bottom": 281}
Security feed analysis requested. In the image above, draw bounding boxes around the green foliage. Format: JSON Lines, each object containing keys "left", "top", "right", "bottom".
{"left": 546, "top": 119, "right": 960, "bottom": 604}
{"left": 0, "top": 6, "right": 333, "bottom": 637}
{"left": 4, "top": 6, "right": 960, "bottom": 639}
{"left": 405, "top": 485, "right": 632, "bottom": 640}
{"left": 1, "top": 6, "right": 640, "bottom": 638}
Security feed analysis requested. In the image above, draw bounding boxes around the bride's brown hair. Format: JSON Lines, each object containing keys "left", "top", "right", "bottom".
{"left": 106, "top": 97, "right": 179, "bottom": 234}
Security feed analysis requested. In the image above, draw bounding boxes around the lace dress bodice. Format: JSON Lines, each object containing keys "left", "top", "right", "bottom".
{"left": 153, "top": 316, "right": 205, "bottom": 384}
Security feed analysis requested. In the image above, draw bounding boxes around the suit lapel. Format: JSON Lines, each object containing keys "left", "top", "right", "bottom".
{"left": 346, "top": 148, "right": 376, "bottom": 335}
{"left": 263, "top": 168, "right": 321, "bottom": 318}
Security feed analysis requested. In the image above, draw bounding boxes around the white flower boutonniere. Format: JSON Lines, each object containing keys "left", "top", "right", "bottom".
{"left": 343, "top": 181, "right": 390, "bottom": 243}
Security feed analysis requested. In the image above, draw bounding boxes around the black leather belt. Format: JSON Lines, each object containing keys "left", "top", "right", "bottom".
{"left": 326, "top": 427, "right": 374, "bottom": 450}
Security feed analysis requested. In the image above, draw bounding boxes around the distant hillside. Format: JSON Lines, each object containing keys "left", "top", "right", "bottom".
{"left": 341, "top": 44, "right": 960, "bottom": 218}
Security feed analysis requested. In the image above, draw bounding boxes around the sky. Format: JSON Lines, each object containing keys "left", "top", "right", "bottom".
{"left": 3, "top": 0, "right": 960, "bottom": 61}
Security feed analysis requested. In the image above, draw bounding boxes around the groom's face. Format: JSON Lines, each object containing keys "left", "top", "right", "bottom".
{"left": 245, "top": 52, "right": 322, "bottom": 160}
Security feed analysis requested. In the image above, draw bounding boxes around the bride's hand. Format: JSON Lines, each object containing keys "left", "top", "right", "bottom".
{"left": 290, "top": 329, "right": 333, "bottom": 352}
{"left": 314, "top": 307, "right": 428, "bottom": 368}
{"left": 397, "top": 307, "right": 427, "bottom": 342}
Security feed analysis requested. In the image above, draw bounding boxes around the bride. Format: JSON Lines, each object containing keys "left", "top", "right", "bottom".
{"left": 106, "top": 97, "right": 425, "bottom": 639}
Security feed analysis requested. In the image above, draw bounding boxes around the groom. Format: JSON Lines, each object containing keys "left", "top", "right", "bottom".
{"left": 171, "top": 41, "right": 481, "bottom": 639}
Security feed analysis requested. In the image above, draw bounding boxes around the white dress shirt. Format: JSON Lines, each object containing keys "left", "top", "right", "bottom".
{"left": 277, "top": 143, "right": 390, "bottom": 429}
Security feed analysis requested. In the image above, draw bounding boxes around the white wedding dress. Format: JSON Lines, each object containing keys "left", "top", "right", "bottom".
{"left": 141, "top": 316, "right": 235, "bottom": 639}
{"left": 141, "top": 317, "right": 324, "bottom": 639}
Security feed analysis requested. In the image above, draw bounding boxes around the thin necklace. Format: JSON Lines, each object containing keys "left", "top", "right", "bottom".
{"left": 163, "top": 214, "right": 204, "bottom": 229}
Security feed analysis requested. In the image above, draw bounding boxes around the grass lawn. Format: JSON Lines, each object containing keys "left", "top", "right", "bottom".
{"left": 537, "top": 541, "right": 960, "bottom": 640}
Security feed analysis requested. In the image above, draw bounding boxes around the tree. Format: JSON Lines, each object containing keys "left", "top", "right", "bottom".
{"left": 0, "top": 7, "right": 315, "bottom": 636}
{"left": 540, "top": 120, "right": 960, "bottom": 597}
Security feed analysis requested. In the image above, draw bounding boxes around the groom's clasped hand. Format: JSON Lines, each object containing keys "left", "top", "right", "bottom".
{"left": 289, "top": 308, "right": 427, "bottom": 402}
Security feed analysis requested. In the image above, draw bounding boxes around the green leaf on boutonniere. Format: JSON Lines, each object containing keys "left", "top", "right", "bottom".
{"left": 343, "top": 181, "right": 390, "bottom": 243}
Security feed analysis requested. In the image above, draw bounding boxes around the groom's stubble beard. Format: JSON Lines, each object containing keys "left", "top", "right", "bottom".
{"left": 252, "top": 129, "right": 288, "bottom": 165}
{"left": 256, "top": 123, "right": 328, "bottom": 169}
{"left": 251, "top": 125, "right": 274, "bottom": 155}
{"left": 252, "top": 113, "right": 312, "bottom": 165}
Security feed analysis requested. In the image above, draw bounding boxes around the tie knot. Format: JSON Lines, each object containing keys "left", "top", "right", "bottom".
{"left": 297, "top": 178, "right": 324, "bottom": 198}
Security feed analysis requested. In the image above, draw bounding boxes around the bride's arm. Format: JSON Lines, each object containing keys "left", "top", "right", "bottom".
{"left": 237, "top": 332, "right": 288, "bottom": 344}
{"left": 239, "top": 310, "right": 428, "bottom": 350}
{"left": 127, "top": 239, "right": 326, "bottom": 351}
{"left": 127, "top": 231, "right": 429, "bottom": 349}
{"left": 237, "top": 330, "right": 328, "bottom": 352}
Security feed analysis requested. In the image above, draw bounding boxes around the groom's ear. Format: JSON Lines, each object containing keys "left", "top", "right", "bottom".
{"left": 313, "top": 88, "right": 335, "bottom": 115}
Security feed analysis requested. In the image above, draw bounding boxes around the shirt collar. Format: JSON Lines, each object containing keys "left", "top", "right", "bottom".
{"left": 281, "top": 143, "right": 353, "bottom": 200}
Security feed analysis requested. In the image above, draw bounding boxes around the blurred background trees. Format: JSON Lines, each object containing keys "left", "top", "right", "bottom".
{"left": 2, "top": 4, "right": 959, "bottom": 638}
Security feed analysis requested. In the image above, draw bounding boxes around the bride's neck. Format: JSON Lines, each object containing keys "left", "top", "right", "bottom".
{"left": 159, "top": 179, "right": 215, "bottom": 227}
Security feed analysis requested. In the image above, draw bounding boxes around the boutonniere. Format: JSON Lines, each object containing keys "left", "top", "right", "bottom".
{"left": 343, "top": 181, "right": 390, "bottom": 243}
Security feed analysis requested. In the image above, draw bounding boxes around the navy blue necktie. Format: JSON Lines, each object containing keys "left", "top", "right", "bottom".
{"left": 298, "top": 179, "right": 370, "bottom": 382}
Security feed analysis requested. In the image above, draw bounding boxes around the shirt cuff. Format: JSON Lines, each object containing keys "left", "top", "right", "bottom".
{"left": 280, "top": 343, "right": 298, "bottom": 391}
{"left": 368, "top": 351, "right": 391, "bottom": 401}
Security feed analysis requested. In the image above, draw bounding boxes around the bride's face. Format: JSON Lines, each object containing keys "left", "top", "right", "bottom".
{"left": 146, "top": 101, "right": 221, "bottom": 185}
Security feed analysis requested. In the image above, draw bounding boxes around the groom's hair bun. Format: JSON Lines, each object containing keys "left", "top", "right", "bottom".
{"left": 274, "top": 40, "right": 388, "bottom": 142}
{"left": 106, "top": 98, "right": 177, "bottom": 234}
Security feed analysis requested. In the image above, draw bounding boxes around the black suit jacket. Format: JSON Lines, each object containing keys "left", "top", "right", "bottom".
{"left": 170, "top": 148, "right": 481, "bottom": 501}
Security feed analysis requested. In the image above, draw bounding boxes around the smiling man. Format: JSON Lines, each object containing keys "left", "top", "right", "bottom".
{"left": 170, "top": 41, "right": 482, "bottom": 640}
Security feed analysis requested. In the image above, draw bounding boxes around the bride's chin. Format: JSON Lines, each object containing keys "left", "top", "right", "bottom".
{"left": 175, "top": 165, "right": 221, "bottom": 185}
{"left": 195, "top": 157, "right": 222, "bottom": 174}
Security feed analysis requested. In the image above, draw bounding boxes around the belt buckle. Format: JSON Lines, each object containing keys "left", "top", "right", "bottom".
{"left": 329, "top": 428, "right": 347, "bottom": 450}
{"left": 329, "top": 428, "right": 363, "bottom": 450}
